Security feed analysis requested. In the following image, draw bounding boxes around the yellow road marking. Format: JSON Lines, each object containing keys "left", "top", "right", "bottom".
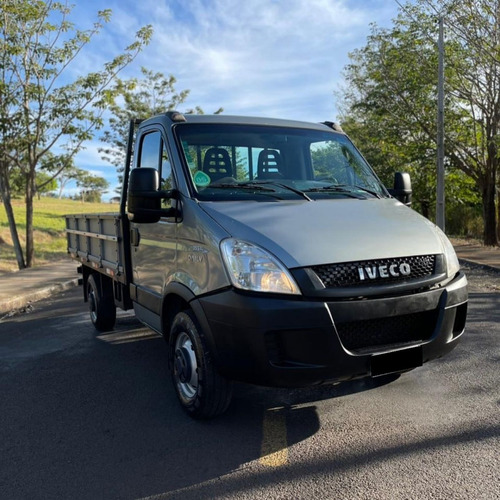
{"left": 260, "top": 407, "right": 288, "bottom": 467}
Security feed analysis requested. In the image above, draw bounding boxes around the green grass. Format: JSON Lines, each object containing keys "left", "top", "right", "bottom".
{"left": 0, "top": 197, "right": 119, "bottom": 273}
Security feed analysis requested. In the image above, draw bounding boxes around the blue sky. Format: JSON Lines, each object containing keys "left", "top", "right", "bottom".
{"left": 64, "top": 0, "right": 402, "bottom": 199}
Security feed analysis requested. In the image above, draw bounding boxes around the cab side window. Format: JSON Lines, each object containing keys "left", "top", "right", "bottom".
{"left": 138, "top": 130, "right": 174, "bottom": 208}
{"left": 139, "top": 131, "right": 161, "bottom": 170}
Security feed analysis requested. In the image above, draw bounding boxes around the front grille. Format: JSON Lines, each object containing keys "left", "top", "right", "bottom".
{"left": 312, "top": 255, "right": 436, "bottom": 288}
{"left": 335, "top": 309, "right": 437, "bottom": 353}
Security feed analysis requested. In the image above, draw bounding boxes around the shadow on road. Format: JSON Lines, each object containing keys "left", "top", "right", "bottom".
{"left": 0, "top": 297, "right": 401, "bottom": 500}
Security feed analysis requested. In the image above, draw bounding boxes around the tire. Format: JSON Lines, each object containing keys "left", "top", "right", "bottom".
{"left": 169, "top": 310, "right": 233, "bottom": 419}
{"left": 87, "top": 274, "right": 116, "bottom": 332}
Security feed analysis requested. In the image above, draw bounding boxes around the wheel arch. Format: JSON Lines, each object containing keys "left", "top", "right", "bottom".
{"left": 161, "top": 282, "right": 196, "bottom": 344}
{"left": 82, "top": 267, "right": 113, "bottom": 303}
{"left": 86, "top": 271, "right": 116, "bottom": 331}
{"left": 161, "top": 282, "right": 219, "bottom": 363}
{"left": 82, "top": 266, "right": 92, "bottom": 302}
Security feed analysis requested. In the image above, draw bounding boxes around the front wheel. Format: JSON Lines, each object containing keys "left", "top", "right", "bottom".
{"left": 87, "top": 274, "right": 116, "bottom": 332}
{"left": 169, "top": 310, "right": 232, "bottom": 419}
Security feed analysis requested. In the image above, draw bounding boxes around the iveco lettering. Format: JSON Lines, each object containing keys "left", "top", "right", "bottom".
{"left": 66, "top": 112, "right": 468, "bottom": 419}
{"left": 358, "top": 262, "right": 412, "bottom": 280}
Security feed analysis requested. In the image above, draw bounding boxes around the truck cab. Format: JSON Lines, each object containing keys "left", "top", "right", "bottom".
{"left": 68, "top": 111, "right": 468, "bottom": 419}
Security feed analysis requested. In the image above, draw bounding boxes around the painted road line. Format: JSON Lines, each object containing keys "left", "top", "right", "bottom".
{"left": 260, "top": 407, "right": 288, "bottom": 467}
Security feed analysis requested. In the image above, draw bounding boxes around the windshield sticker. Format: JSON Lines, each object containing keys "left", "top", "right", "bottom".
{"left": 194, "top": 171, "right": 211, "bottom": 188}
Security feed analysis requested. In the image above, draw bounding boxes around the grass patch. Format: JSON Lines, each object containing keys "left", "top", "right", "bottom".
{"left": 0, "top": 197, "right": 119, "bottom": 273}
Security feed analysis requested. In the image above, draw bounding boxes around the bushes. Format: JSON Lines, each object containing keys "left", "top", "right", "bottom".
{"left": 446, "top": 203, "right": 483, "bottom": 239}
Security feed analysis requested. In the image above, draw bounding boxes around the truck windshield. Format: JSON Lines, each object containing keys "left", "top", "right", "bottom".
{"left": 175, "top": 124, "right": 388, "bottom": 201}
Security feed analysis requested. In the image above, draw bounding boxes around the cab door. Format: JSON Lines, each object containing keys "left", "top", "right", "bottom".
{"left": 130, "top": 127, "right": 177, "bottom": 325}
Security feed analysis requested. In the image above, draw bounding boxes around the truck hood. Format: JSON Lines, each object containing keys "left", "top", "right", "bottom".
{"left": 200, "top": 198, "right": 444, "bottom": 268}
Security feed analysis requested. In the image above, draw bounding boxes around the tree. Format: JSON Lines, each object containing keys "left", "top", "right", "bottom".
{"left": 76, "top": 172, "right": 109, "bottom": 203}
{"left": 34, "top": 171, "right": 58, "bottom": 199}
{"left": 100, "top": 67, "right": 223, "bottom": 188}
{"left": 0, "top": 1, "right": 152, "bottom": 268}
{"left": 439, "top": 0, "right": 500, "bottom": 245}
{"left": 38, "top": 154, "right": 81, "bottom": 200}
{"left": 99, "top": 68, "right": 189, "bottom": 185}
{"left": 337, "top": 0, "right": 500, "bottom": 245}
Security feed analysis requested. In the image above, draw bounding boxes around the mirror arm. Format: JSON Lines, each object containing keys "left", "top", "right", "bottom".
{"left": 128, "top": 206, "right": 179, "bottom": 221}
{"left": 129, "top": 188, "right": 177, "bottom": 200}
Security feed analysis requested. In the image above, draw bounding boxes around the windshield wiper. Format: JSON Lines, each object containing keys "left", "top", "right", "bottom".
{"left": 304, "top": 185, "right": 362, "bottom": 199}
{"left": 209, "top": 181, "right": 380, "bottom": 201}
{"left": 207, "top": 182, "right": 285, "bottom": 200}
{"left": 305, "top": 184, "right": 381, "bottom": 199}
{"left": 209, "top": 182, "right": 276, "bottom": 192}
{"left": 248, "top": 181, "right": 313, "bottom": 201}
{"left": 339, "top": 184, "right": 382, "bottom": 199}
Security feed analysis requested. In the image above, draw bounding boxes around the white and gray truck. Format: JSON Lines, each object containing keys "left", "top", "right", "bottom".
{"left": 66, "top": 112, "right": 468, "bottom": 419}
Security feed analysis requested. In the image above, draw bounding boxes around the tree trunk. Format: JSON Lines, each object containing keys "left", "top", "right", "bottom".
{"left": 482, "top": 181, "right": 498, "bottom": 246}
{"left": 0, "top": 168, "right": 26, "bottom": 269}
{"left": 25, "top": 171, "right": 36, "bottom": 268}
{"left": 484, "top": 133, "right": 498, "bottom": 246}
{"left": 497, "top": 186, "right": 500, "bottom": 243}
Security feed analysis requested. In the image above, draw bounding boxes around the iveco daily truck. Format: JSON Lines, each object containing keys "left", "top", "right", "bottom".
{"left": 66, "top": 112, "right": 468, "bottom": 418}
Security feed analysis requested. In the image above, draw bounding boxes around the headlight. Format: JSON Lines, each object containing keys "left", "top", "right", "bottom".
{"left": 220, "top": 239, "right": 301, "bottom": 295}
{"left": 436, "top": 227, "right": 460, "bottom": 278}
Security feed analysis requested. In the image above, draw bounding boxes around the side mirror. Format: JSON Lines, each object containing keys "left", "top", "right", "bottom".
{"left": 127, "top": 168, "right": 162, "bottom": 223}
{"left": 389, "top": 172, "right": 412, "bottom": 206}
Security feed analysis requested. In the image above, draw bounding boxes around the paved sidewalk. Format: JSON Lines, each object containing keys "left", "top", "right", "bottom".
{"left": 0, "top": 258, "right": 80, "bottom": 316}
{"left": 451, "top": 239, "right": 500, "bottom": 272}
{"left": 0, "top": 243, "right": 499, "bottom": 316}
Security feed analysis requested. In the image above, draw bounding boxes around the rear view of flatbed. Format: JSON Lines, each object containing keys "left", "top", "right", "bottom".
{"left": 66, "top": 212, "right": 132, "bottom": 329}
{"left": 66, "top": 212, "right": 126, "bottom": 283}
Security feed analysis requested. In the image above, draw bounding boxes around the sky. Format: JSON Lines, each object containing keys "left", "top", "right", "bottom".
{"left": 63, "top": 0, "right": 402, "bottom": 199}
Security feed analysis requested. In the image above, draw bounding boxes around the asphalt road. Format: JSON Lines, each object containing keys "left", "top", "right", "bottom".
{"left": 0, "top": 265, "right": 499, "bottom": 500}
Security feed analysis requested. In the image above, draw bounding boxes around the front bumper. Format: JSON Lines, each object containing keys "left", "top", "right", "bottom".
{"left": 194, "top": 272, "right": 468, "bottom": 387}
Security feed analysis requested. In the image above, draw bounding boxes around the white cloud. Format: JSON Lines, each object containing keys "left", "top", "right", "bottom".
{"left": 110, "top": 0, "right": 398, "bottom": 120}
{"left": 68, "top": 0, "right": 399, "bottom": 120}
{"left": 73, "top": 142, "right": 108, "bottom": 169}
{"left": 66, "top": 0, "right": 399, "bottom": 198}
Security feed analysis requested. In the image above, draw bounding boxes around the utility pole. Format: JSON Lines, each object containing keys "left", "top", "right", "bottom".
{"left": 436, "top": 16, "right": 445, "bottom": 230}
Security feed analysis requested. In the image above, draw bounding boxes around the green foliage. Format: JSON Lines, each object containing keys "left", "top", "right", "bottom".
{"left": 40, "top": 154, "right": 81, "bottom": 198}
{"left": 100, "top": 67, "right": 223, "bottom": 189}
{"left": 99, "top": 68, "right": 190, "bottom": 176}
{"left": 0, "top": 0, "right": 152, "bottom": 267}
{"left": 75, "top": 172, "right": 109, "bottom": 203}
{"left": 35, "top": 171, "right": 58, "bottom": 197}
{"left": 337, "top": 0, "right": 499, "bottom": 243}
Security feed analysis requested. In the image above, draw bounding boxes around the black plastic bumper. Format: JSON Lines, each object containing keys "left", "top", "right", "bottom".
{"left": 194, "top": 272, "right": 468, "bottom": 387}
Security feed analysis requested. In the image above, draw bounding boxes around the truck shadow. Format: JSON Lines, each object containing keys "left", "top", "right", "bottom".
{"left": 91, "top": 316, "right": 398, "bottom": 497}
{"left": 1, "top": 306, "right": 399, "bottom": 500}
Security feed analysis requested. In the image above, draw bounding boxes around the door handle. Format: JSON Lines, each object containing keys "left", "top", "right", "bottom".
{"left": 131, "top": 227, "right": 141, "bottom": 247}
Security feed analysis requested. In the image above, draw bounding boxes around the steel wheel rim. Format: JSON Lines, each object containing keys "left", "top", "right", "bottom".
{"left": 174, "top": 331, "right": 199, "bottom": 401}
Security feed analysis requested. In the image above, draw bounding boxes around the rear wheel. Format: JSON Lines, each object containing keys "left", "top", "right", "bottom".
{"left": 87, "top": 274, "right": 116, "bottom": 331}
{"left": 169, "top": 310, "right": 232, "bottom": 419}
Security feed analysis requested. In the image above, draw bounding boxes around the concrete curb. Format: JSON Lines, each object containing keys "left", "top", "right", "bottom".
{"left": 458, "top": 258, "right": 500, "bottom": 275}
{"left": 0, "top": 278, "right": 79, "bottom": 317}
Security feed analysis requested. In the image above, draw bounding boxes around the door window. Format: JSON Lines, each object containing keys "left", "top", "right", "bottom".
{"left": 138, "top": 130, "right": 174, "bottom": 208}
{"left": 139, "top": 131, "right": 161, "bottom": 169}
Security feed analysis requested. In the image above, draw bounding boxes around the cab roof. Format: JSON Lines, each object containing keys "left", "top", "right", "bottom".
{"left": 141, "top": 111, "right": 345, "bottom": 134}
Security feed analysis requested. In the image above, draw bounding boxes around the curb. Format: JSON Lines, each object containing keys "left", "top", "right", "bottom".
{"left": 0, "top": 278, "right": 79, "bottom": 317}
{"left": 458, "top": 258, "right": 500, "bottom": 274}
